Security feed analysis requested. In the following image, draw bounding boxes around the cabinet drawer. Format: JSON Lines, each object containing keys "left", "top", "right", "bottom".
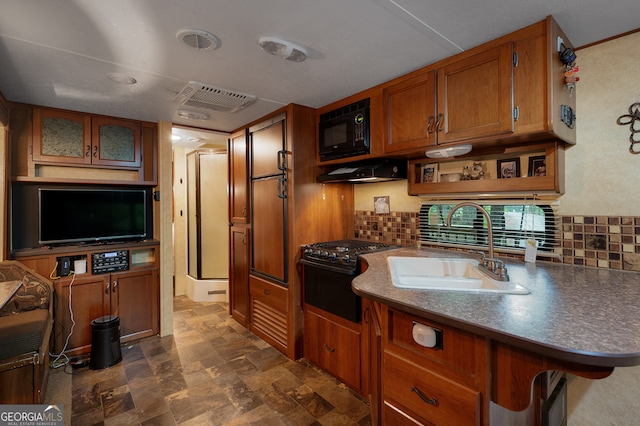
{"left": 383, "top": 352, "right": 480, "bottom": 426}
{"left": 385, "top": 308, "right": 483, "bottom": 379}
{"left": 249, "top": 274, "right": 287, "bottom": 312}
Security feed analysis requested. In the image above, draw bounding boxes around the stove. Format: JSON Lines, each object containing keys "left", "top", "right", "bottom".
{"left": 300, "top": 239, "right": 397, "bottom": 323}
{"left": 301, "top": 239, "right": 396, "bottom": 275}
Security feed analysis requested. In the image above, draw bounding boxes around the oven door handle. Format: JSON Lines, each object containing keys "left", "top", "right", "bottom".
{"left": 300, "top": 258, "right": 357, "bottom": 276}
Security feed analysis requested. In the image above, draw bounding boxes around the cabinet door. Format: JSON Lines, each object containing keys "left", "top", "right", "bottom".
{"left": 250, "top": 117, "right": 286, "bottom": 178}
{"left": 91, "top": 116, "right": 141, "bottom": 167}
{"left": 230, "top": 226, "right": 250, "bottom": 326}
{"left": 383, "top": 70, "right": 436, "bottom": 153}
{"left": 304, "top": 308, "right": 361, "bottom": 392}
{"left": 229, "top": 129, "right": 249, "bottom": 224}
{"left": 32, "top": 108, "right": 92, "bottom": 165}
{"left": 54, "top": 275, "right": 109, "bottom": 355}
{"left": 111, "top": 268, "right": 158, "bottom": 340}
{"left": 251, "top": 177, "right": 286, "bottom": 283}
{"left": 436, "top": 42, "right": 514, "bottom": 144}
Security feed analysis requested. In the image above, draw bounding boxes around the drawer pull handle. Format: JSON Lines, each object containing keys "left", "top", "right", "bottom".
{"left": 411, "top": 386, "right": 438, "bottom": 406}
{"left": 263, "top": 289, "right": 270, "bottom": 296}
{"left": 323, "top": 343, "right": 335, "bottom": 353}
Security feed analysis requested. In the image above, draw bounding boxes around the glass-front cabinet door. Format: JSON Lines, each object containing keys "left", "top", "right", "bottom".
{"left": 92, "top": 116, "right": 141, "bottom": 168}
{"left": 32, "top": 108, "right": 92, "bottom": 165}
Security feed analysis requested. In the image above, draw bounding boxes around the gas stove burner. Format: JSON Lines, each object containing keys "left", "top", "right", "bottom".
{"left": 301, "top": 239, "right": 398, "bottom": 273}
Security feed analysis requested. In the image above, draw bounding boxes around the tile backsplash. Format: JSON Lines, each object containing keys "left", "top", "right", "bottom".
{"left": 354, "top": 210, "right": 640, "bottom": 272}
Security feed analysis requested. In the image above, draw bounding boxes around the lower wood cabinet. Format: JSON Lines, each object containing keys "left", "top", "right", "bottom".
{"left": 13, "top": 241, "right": 160, "bottom": 358}
{"left": 229, "top": 225, "right": 250, "bottom": 326}
{"left": 53, "top": 268, "right": 158, "bottom": 356}
{"left": 249, "top": 274, "right": 288, "bottom": 353}
{"left": 303, "top": 305, "right": 362, "bottom": 393}
{"left": 380, "top": 306, "right": 489, "bottom": 425}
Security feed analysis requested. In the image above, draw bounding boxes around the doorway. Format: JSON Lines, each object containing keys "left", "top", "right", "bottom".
{"left": 171, "top": 126, "right": 229, "bottom": 301}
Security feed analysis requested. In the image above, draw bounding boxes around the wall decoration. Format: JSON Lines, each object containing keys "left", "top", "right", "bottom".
{"left": 374, "top": 196, "right": 390, "bottom": 214}
{"left": 528, "top": 156, "right": 546, "bottom": 176}
{"left": 421, "top": 163, "right": 438, "bottom": 183}
{"left": 616, "top": 102, "right": 640, "bottom": 154}
{"left": 497, "top": 158, "right": 520, "bottom": 179}
{"left": 461, "top": 161, "right": 485, "bottom": 180}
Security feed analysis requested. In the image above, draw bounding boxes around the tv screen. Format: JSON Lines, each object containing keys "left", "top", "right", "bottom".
{"left": 39, "top": 188, "right": 147, "bottom": 245}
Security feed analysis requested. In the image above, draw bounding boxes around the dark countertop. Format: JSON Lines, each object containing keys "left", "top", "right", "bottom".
{"left": 352, "top": 246, "right": 640, "bottom": 367}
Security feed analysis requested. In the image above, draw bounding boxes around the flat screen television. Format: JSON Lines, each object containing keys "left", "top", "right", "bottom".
{"left": 38, "top": 188, "right": 148, "bottom": 245}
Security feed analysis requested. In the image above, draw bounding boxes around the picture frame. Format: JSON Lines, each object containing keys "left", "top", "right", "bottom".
{"left": 421, "top": 163, "right": 438, "bottom": 183}
{"left": 373, "top": 196, "right": 390, "bottom": 214}
{"left": 497, "top": 158, "right": 520, "bottom": 179}
{"left": 528, "top": 155, "right": 546, "bottom": 177}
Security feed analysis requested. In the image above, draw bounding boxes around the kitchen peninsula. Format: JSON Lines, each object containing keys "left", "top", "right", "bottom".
{"left": 353, "top": 246, "right": 640, "bottom": 425}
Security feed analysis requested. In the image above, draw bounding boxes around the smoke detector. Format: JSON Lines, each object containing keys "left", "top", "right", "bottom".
{"left": 173, "top": 82, "right": 256, "bottom": 113}
{"left": 176, "top": 29, "right": 221, "bottom": 51}
{"left": 258, "top": 37, "right": 308, "bottom": 62}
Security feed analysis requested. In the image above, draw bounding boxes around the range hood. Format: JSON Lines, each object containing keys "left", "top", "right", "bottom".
{"left": 317, "top": 160, "right": 407, "bottom": 183}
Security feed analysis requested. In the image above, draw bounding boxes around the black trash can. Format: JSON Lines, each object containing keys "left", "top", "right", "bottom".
{"left": 89, "top": 315, "right": 122, "bottom": 369}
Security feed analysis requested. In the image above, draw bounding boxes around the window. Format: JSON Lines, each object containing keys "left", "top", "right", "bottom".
{"left": 419, "top": 203, "right": 557, "bottom": 254}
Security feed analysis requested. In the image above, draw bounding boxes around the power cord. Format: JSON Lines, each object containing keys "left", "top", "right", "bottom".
{"left": 49, "top": 268, "right": 77, "bottom": 370}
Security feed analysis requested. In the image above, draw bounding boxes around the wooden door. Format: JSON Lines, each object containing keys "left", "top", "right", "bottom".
{"left": 436, "top": 42, "right": 514, "bottom": 144}
{"left": 32, "top": 108, "right": 92, "bottom": 165}
{"left": 91, "top": 116, "right": 141, "bottom": 168}
{"left": 250, "top": 117, "right": 286, "bottom": 179}
{"left": 383, "top": 70, "right": 436, "bottom": 153}
{"left": 230, "top": 225, "right": 250, "bottom": 326}
{"left": 251, "top": 176, "right": 286, "bottom": 283}
{"left": 111, "top": 268, "right": 158, "bottom": 340}
{"left": 54, "top": 275, "right": 109, "bottom": 355}
{"left": 229, "top": 129, "right": 249, "bottom": 224}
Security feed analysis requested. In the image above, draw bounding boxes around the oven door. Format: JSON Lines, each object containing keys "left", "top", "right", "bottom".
{"left": 301, "top": 260, "right": 361, "bottom": 323}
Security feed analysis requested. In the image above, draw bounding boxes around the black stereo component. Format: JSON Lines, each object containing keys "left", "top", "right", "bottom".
{"left": 92, "top": 250, "right": 129, "bottom": 274}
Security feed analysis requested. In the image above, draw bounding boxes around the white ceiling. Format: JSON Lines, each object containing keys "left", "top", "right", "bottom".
{"left": 0, "top": 0, "right": 638, "bottom": 142}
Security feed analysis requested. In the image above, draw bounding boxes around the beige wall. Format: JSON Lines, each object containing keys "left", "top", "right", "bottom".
{"left": 355, "top": 31, "right": 640, "bottom": 217}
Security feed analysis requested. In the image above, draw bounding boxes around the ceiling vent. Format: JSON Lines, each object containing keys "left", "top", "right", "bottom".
{"left": 176, "top": 29, "right": 221, "bottom": 51}
{"left": 173, "top": 82, "right": 257, "bottom": 113}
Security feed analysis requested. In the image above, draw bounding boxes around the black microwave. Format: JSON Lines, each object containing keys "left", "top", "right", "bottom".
{"left": 318, "top": 98, "right": 370, "bottom": 162}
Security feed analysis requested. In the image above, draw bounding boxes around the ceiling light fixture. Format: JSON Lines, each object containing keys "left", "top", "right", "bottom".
{"left": 425, "top": 144, "right": 472, "bottom": 158}
{"left": 258, "top": 37, "right": 308, "bottom": 62}
{"left": 177, "top": 29, "right": 221, "bottom": 51}
{"left": 107, "top": 73, "right": 137, "bottom": 85}
{"left": 177, "top": 109, "right": 211, "bottom": 121}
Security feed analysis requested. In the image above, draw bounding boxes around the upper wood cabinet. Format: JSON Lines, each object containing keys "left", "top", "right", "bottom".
{"left": 378, "top": 16, "right": 576, "bottom": 157}
{"left": 383, "top": 70, "right": 436, "bottom": 153}
{"left": 33, "top": 108, "right": 141, "bottom": 168}
{"left": 384, "top": 42, "right": 514, "bottom": 154}
{"left": 436, "top": 42, "right": 515, "bottom": 144}
{"left": 228, "top": 129, "right": 249, "bottom": 224}
{"left": 91, "top": 116, "right": 141, "bottom": 168}
{"left": 32, "top": 108, "right": 92, "bottom": 165}
{"left": 10, "top": 105, "right": 157, "bottom": 185}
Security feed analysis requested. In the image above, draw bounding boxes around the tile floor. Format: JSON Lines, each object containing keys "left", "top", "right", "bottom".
{"left": 45, "top": 296, "right": 371, "bottom": 425}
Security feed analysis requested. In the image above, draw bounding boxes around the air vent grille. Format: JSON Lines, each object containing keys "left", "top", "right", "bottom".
{"left": 173, "top": 82, "right": 257, "bottom": 113}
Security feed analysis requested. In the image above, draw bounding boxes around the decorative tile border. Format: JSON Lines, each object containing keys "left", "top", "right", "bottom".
{"left": 354, "top": 210, "right": 640, "bottom": 272}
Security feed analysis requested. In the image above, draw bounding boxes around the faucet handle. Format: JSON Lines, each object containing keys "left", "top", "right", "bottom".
{"left": 492, "top": 259, "right": 510, "bottom": 281}
{"left": 469, "top": 249, "right": 486, "bottom": 262}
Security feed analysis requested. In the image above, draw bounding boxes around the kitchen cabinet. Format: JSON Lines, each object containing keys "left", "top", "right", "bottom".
{"left": 303, "top": 305, "right": 362, "bottom": 392}
{"left": 380, "top": 16, "right": 575, "bottom": 157}
{"left": 238, "top": 104, "right": 353, "bottom": 359}
{"left": 33, "top": 108, "right": 141, "bottom": 168}
{"left": 229, "top": 225, "right": 250, "bottom": 326}
{"left": 228, "top": 129, "right": 249, "bottom": 224}
{"left": 380, "top": 306, "right": 489, "bottom": 425}
{"left": 10, "top": 105, "right": 156, "bottom": 185}
{"left": 383, "top": 42, "right": 513, "bottom": 155}
{"left": 363, "top": 299, "right": 382, "bottom": 425}
{"left": 12, "top": 241, "right": 159, "bottom": 357}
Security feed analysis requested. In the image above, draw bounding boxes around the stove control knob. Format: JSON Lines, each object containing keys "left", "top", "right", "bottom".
{"left": 321, "top": 251, "right": 329, "bottom": 258}
{"left": 329, "top": 253, "right": 337, "bottom": 260}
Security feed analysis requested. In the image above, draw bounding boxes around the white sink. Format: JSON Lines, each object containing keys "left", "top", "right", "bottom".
{"left": 387, "top": 257, "right": 529, "bottom": 295}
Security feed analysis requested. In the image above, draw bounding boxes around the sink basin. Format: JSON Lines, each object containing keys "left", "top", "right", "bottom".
{"left": 387, "top": 257, "right": 529, "bottom": 294}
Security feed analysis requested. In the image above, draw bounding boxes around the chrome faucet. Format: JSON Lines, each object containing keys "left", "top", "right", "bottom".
{"left": 445, "top": 202, "right": 509, "bottom": 281}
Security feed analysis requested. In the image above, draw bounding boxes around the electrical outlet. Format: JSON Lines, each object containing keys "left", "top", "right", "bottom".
{"left": 557, "top": 36, "right": 564, "bottom": 52}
